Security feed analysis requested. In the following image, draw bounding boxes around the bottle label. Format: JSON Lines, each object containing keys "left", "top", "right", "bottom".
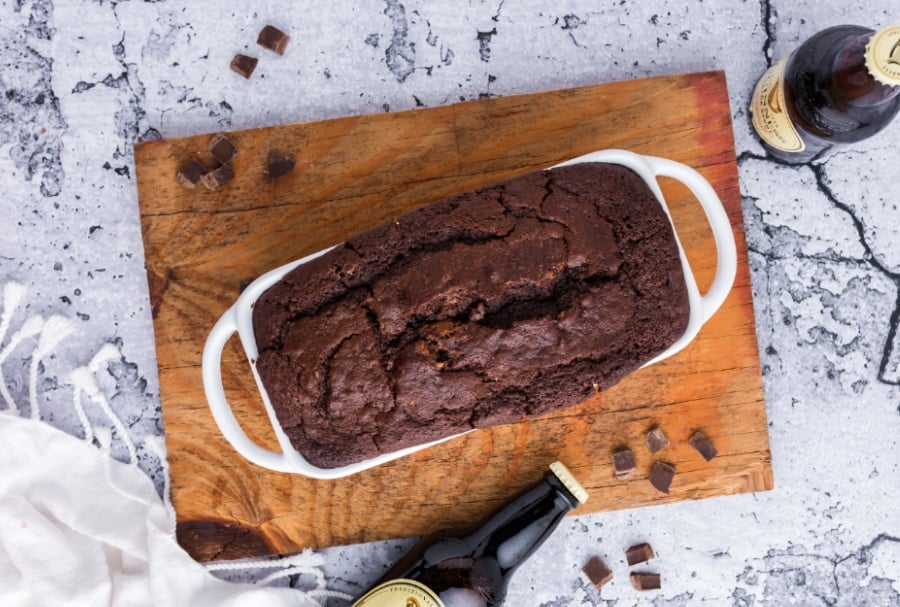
{"left": 865, "top": 25, "right": 900, "bottom": 86}
{"left": 353, "top": 579, "right": 446, "bottom": 607}
{"left": 750, "top": 57, "right": 806, "bottom": 153}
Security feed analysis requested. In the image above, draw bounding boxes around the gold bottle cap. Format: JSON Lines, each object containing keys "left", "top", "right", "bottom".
{"left": 549, "top": 461, "right": 588, "bottom": 504}
{"left": 865, "top": 25, "right": 900, "bottom": 86}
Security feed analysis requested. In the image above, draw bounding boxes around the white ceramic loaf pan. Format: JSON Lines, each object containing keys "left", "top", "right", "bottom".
{"left": 202, "top": 149, "right": 738, "bottom": 479}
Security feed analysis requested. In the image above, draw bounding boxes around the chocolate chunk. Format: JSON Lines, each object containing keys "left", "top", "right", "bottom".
{"left": 645, "top": 426, "right": 669, "bottom": 453}
{"left": 265, "top": 152, "right": 296, "bottom": 181}
{"left": 625, "top": 542, "right": 655, "bottom": 566}
{"left": 649, "top": 461, "right": 675, "bottom": 494}
{"left": 230, "top": 54, "right": 258, "bottom": 79}
{"left": 175, "top": 158, "right": 207, "bottom": 189}
{"left": 257, "top": 25, "right": 290, "bottom": 55}
{"left": 689, "top": 430, "right": 718, "bottom": 461}
{"left": 200, "top": 164, "right": 234, "bottom": 190}
{"left": 582, "top": 556, "right": 613, "bottom": 589}
{"left": 208, "top": 132, "right": 238, "bottom": 165}
{"left": 630, "top": 572, "right": 661, "bottom": 591}
{"left": 612, "top": 449, "right": 636, "bottom": 479}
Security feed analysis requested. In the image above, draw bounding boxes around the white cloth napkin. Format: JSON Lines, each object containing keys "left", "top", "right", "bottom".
{"left": 0, "top": 412, "right": 352, "bottom": 607}
{"left": 0, "top": 282, "right": 350, "bottom": 607}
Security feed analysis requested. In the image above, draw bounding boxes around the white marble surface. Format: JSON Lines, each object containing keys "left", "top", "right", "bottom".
{"left": 2, "top": 0, "right": 899, "bottom": 605}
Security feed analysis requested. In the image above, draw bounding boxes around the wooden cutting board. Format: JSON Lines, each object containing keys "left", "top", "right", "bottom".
{"left": 135, "top": 70, "right": 772, "bottom": 562}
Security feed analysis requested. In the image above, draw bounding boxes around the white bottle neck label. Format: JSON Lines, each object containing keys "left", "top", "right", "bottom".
{"left": 750, "top": 57, "right": 806, "bottom": 153}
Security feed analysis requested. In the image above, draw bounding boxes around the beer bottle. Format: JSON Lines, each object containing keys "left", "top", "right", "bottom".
{"left": 750, "top": 24, "right": 900, "bottom": 163}
{"left": 352, "top": 461, "right": 588, "bottom": 607}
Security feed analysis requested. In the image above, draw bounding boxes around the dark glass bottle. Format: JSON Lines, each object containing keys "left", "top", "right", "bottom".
{"left": 750, "top": 24, "right": 900, "bottom": 163}
{"left": 352, "top": 461, "right": 588, "bottom": 607}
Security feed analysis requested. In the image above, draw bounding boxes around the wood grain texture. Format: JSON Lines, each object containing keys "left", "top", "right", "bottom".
{"left": 135, "top": 70, "right": 772, "bottom": 562}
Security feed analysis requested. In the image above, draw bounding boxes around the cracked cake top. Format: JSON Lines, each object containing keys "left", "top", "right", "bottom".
{"left": 251, "top": 162, "right": 690, "bottom": 468}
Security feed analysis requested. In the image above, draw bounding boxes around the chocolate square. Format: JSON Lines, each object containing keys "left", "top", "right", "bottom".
{"left": 230, "top": 54, "right": 258, "bottom": 79}
{"left": 265, "top": 152, "right": 296, "bottom": 181}
{"left": 208, "top": 132, "right": 238, "bottom": 165}
{"left": 257, "top": 25, "right": 290, "bottom": 55}
{"left": 689, "top": 430, "right": 718, "bottom": 461}
{"left": 625, "top": 542, "right": 655, "bottom": 566}
{"left": 612, "top": 449, "right": 636, "bottom": 479}
{"left": 649, "top": 461, "right": 675, "bottom": 494}
{"left": 582, "top": 556, "right": 613, "bottom": 589}
{"left": 645, "top": 426, "right": 669, "bottom": 453}
{"left": 175, "top": 158, "right": 207, "bottom": 189}
{"left": 200, "top": 164, "right": 234, "bottom": 190}
{"left": 630, "top": 572, "right": 661, "bottom": 591}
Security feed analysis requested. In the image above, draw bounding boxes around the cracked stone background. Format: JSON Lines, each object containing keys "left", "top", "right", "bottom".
{"left": 1, "top": 0, "right": 899, "bottom": 605}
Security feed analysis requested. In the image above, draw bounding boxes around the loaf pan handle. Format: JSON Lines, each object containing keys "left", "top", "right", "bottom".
{"left": 643, "top": 155, "right": 737, "bottom": 324}
{"left": 202, "top": 305, "right": 294, "bottom": 472}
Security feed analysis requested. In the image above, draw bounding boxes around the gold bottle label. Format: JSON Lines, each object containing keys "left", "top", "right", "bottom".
{"left": 865, "top": 25, "right": 900, "bottom": 86}
{"left": 353, "top": 579, "right": 446, "bottom": 607}
{"left": 750, "top": 57, "right": 806, "bottom": 153}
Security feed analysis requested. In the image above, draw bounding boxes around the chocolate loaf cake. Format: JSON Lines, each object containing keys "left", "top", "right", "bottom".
{"left": 252, "top": 162, "right": 690, "bottom": 468}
